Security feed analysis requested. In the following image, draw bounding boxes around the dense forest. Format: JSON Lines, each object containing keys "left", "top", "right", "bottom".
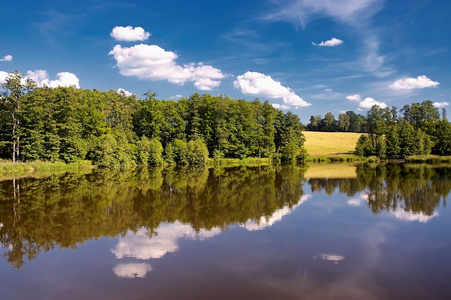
{"left": 0, "top": 71, "right": 305, "bottom": 166}
{"left": 2, "top": 71, "right": 451, "bottom": 165}
{"left": 307, "top": 102, "right": 451, "bottom": 158}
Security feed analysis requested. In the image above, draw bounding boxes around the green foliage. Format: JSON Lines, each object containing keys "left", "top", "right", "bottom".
{"left": 432, "top": 120, "right": 451, "bottom": 155}
{"left": 186, "top": 139, "right": 209, "bottom": 164}
{"left": 171, "top": 139, "right": 189, "bottom": 165}
{"left": 355, "top": 134, "right": 374, "bottom": 157}
{"left": 148, "top": 139, "right": 164, "bottom": 165}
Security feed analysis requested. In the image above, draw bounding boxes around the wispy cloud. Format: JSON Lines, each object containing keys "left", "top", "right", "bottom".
{"left": 312, "top": 38, "right": 343, "bottom": 47}
{"left": 234, "top": 71, "right": 311, "bottom": 107}
{"left": 262, "top": 0, "right": 384, "bottom": 28}
{"left": 33, "top": 10, "right": 85, "bottom": 46}
{"left": 263, "top": 0, "right": 390, "bottom": 77}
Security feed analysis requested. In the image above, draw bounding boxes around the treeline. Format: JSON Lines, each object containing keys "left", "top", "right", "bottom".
{"left": 307, "top": 111, "right": 367, "bottom": 132}
{"left": 355, "top": 102, "right": 451, "bottom": 158}
{"left": 306, "top": 101, "right": 451, "bottom": 158}
{"left": 0, "top": 71, "right": 305, "bottom": 166}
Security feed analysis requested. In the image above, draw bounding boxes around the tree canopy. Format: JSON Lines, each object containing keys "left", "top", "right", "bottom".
{"left": 0, "top": 72, "right": 306, "bottom": 165}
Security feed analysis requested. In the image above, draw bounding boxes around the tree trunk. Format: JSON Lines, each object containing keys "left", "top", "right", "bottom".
{"left": 12, "top": 112, "right": 16, "bottom": 163}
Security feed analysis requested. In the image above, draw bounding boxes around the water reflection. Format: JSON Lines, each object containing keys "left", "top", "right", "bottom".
{"left": 113, "top": 263, "right": 152, "bottom": 278}
{"left": 241, "top": 194, "right": 311, "bottom": 231}
{"left": 0, "top": 163, "right": 450, "bottom": 270}
{"left": 314, "top": 253, "right": 346, "bottom": 264}
{"left": 0, "top": 165, "right": 305, "bottom": 269}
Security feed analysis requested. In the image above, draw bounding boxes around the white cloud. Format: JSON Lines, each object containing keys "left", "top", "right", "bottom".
{"left": 110, "top": 26, "right": 151, "bottom": 42}
{"left": 234, "top": 71, "right": 311, "bottom": 107}
{"left": 389, "top": 75, "right": 439, "bottom": 90}
{"left": 346, "top": 94, "right": 386, "bottom": 109}
{"left": 170, "top": 94, "right": 183, "bottom": 99}
{"left": 241, "top": 195, "right": 310, "bottom": 231}
{"left": 272, "top": 104, "right": 290, "bottom": 110}
{"left": 390, "top": 210, "right": 439, "bottom": 223}
{"left": 0, "top": 55, "right": 13, "bottom": 62}
{"left": 264, "top": 1, "right": 389, "bottom": 77}
{"left": 113, "top": 263, "right": 152, "bottom": 278}
{"left": 433, "top": 101, "right": 449, "bottom": 108}
{"left": 347, "top": 192, "right": 368, "bottom": 206}
{"left": 109, "top": 44, "right": 226, "bottom": 91}
{"left": 117, "top": 88, "right": 133, "bottom": 96}
{"left": 26, "top": 70, "right": 80, "bottom": 88}
{"left": 314, "top": 253, "right": 346, "bottom": 264}
{"left": 263, "top": 0, "right": 383, "bottom": 28}
{"left": 111, "top": 223, "right": 221, "bottom": 260}
{"left": 359, "top": 97, "right": 387, "bottom": 109}
{"left": 0, "top": 71, "right": 8, "bottom": 84}
{"left": 312, "top": 38, "right": 343, "bottom": 47}
{"left": 346, "top": 94, "right": 361, "bottom": 102}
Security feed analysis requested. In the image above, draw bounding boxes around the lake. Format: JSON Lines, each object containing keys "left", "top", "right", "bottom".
{"left": 1, "top": 163, "right": 450, "bottom": 299}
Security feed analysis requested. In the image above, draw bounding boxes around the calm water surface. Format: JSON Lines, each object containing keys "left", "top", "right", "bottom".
{"left": 0, "top": 164, "right": 450, "bottom": 300}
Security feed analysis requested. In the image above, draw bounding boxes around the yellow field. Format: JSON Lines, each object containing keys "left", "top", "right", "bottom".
{"left": 304, "top": 163, "right": 357, "bottom": 178}
{"left": 303, "top": 131, "right": 362, "bottom": 156}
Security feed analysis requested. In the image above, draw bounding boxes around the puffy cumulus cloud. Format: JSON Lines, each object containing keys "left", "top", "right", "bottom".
{"left": 272, "top": 104, "right": 290, "bottom": 110}
{"left": 113, "top": 263, "right": 152, "bottom": 278}
{"left": 346, "top": 94, "right": 361, "bottom": 102}
{"left": 347, "top": 94, "right": 386, "bottom": 109}
{"left": 109, "top": 44, "right": 226, "bottom": 91}
{"left": 111, "top": 223, "right": 221, "bottom": 260}
{"left": 389, "top": 75, "right": 439, "bottom": 90}
{"left": 359, "top": 97, "right": 387, "bottom": 109}
{"left": 0, "top": 55, "right": 13, "bottom": 62}
{"left": 26, "top": 70, "right": 80, "bottom": 88}
{"left": 433, "top": 101, "right": 449, "bottom": 108}
{"left": 234, "top": 71, "right": 311, "bottom": 108}
{"left": 0, "top": 71, "right": 8, "bottom": 84}
{"left": 117, "top": 88, "right": 134, "bottom": 96}
{"left": 312, "top": 38, "right": 343, "bottom": 47}
{"left": 110, "top": 26, "right": 151, "bottom": 42}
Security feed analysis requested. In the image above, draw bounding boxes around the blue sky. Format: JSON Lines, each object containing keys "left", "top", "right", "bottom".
{"left": 1, "top": 0, "right": 450, "bottom": 122}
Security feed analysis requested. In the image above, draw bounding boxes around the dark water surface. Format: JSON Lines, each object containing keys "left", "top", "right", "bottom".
{"left": 1, "top": 164, "right": 450, "bottom": 300}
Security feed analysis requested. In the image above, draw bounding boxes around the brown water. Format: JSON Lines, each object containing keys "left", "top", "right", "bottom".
{"left": 0, "top": 164, "right": 450, "bottom": 299}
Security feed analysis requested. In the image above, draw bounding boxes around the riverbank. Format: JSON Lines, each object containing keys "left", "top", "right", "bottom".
{"left": 0, "top": 160, "right": 94, "bottom": 176}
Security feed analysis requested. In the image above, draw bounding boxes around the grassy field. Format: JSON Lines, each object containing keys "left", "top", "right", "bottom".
{"left": 303, "top": 131, "right": 362, "bottom": 156}
{"left": 0, "top": 160, "right": 94, "bottom": 177}
{"left": 304, "top": 163, "right": 358, "bottom": 178}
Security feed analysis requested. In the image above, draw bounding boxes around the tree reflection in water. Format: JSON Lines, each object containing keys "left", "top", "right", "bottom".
{"left": 0, "top": 163, "right": 450, "bottom": 269}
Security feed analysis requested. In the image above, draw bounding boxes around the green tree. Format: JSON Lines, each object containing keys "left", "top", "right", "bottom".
{"left": 0, "top": 71, "right": 36, "bottom": 162}
{"left": 338, "top": 113, "right": 351, "bottom": 132}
